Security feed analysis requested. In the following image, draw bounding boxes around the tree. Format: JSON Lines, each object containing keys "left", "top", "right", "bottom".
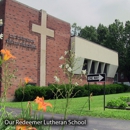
{"left": 97, "top": 24, "right": 108, "bottom": 45}
{"left": 120, "top": 21, "right": 130, "bottom": 82}
{"left": 104, "top": 20, "right": 126, "bottom": 78}
{"left": 79, "top": 25, "right": 98, "bottom": 43}
{"left": 71, "top": 23, "right": 81, "bottom": 36}
{"left": 104, "top": 19, "right": 124, "bottom": 51}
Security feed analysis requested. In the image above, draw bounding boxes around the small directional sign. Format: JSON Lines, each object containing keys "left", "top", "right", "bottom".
{"left": 87, "top": 74, "right": 105, "bottom": 82}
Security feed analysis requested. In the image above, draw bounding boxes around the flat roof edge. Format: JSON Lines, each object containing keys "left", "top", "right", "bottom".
{"left": 71, "top": 36, "right": 118, "bottom": 54}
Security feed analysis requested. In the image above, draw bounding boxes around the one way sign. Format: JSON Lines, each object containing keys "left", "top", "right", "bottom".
{"left": 87, "top": 74, "right": 106, "bottom": 82}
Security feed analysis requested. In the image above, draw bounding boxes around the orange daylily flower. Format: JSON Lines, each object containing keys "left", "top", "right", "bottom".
{"left": 27, "top": 127, "right": 37, "bottom": 130}
{"left": 1, "top": 49, "right": 16, "bottom": 61}
{"left": 1, "top": 49, "right": 10, "bottom": 54}
{"left": 15, "top": 125, "right": 27, "bottom": 130}
{"left": 24, "top": 77, "right": 32, "bottom": 84}
{"left": 15, "top": 119, "right": 37, "bottom": 130}
{"left": 34, "top": 96, "right": 52, "bottom": 112}
{"left": 16, "top": 125, "right": 37, "bottom": 130}
{"left": 15, "top": 125, "right": 37, "bottom": 130}
{"left": 34, "top": 96, "right": 43, "bottom": 104}
{"left": 16, "top": 125, "right": 32, "bottom": 130}
{"left": 15, "top": 119, "right": 31, "bottom": 130}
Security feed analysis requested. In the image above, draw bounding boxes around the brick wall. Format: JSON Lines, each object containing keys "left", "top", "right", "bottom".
{"left": 1, "top": 0, "right": 71, "bottom": 100}
{"left": 46, "top": 15, "right": 71, "bottom": 85}
{"left": 2, "top": 0, "right": 40, "bottom": 99}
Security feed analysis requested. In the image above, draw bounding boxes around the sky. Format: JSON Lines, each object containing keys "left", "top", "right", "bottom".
{"left": 17, "top": 0, "right": 130, "bottom": 28}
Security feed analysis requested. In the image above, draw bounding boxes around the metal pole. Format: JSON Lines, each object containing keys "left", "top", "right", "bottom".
{"left": 88, "top": 82, "right": 90, "bottom": 110}
{"left": 104, "top": 82, "right": 105, "bottom": 110}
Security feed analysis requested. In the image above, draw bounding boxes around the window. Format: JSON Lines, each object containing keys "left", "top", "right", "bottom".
{"left": 82, "top": 59, "right": 87, "bottom": 70}
{"left": 97, "top": 63, "right": 101, "bottom": 73}
{"left": 104, "top": 64, "right": 108, "bottom": 75}
{"left": 90, "top": 61, "right": 94, "bottom": 74}
{"left": 114, "top": 73, "right": 118, "bottom": 83}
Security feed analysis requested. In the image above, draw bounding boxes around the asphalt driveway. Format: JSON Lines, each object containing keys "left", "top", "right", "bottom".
{"left": 3, "top": 107, "right": 130, "bottom": 130}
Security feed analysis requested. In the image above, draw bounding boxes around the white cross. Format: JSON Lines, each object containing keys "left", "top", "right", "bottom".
{"left": 32, "top": 10, "right": 54, "bottom": 86}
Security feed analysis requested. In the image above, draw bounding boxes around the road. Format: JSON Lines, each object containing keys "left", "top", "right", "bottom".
{"left": 3, "top": 107, "right": 130, "bottom": 130}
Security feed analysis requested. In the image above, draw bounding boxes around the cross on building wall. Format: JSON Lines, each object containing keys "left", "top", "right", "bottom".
{"left": 32, "top": 10, "right": 54, "bottom": 86}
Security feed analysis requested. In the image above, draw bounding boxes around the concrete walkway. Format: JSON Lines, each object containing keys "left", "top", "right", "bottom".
{"left": 3, "top": 107, "right": 130, "bottom": 130}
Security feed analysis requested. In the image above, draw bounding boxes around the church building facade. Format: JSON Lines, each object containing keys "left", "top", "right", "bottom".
{"left": 0, "top": 0, "right": 118, "bottom": 100}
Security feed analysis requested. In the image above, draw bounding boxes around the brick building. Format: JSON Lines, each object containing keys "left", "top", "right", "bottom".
{"left": 0, "top": 0, "right": 118, "bottom": 100}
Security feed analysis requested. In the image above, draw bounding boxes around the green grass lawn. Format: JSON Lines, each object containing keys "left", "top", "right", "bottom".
{"left": 2, "top": 92, "right": 130, "bottom": 120}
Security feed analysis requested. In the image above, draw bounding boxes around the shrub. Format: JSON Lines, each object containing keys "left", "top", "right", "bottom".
{"left": 15, "top": 85, "right": 46, "bottom": 101}
{"left": 43, "top": 86, "right": 55, "bottom": 99}
{"left": 71, "top": 86, "right": 85, "bottom": 97}
{"left": 15, "top": 83, "right": 130, "bottom": 101}
{"left": 82, "top": 90, "right": 89, "bottom": 97}
{"left": 89, "top": 85, "right": 102, "bottom": 96}
{"left": 107, "top": 99, "right": 128, "bottom": 108}
{"left": 105, "top": 86, "right": 110, "bottom": 94}
{"left": 84, "top": 84, "right": 103, "bottom": 95}
{"left": 108, "top": 84, "right": 117, "bottom": 94}
{"left": 119, "top": 96, "right": 130, "bottom": 102}
{"left": 84, "top": 83, "right": 128, "bottom": 95}
{"left": 15, "top": 87, "right": 23, "bottom": 101}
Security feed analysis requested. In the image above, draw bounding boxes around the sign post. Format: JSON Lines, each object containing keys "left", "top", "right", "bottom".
{"left": 104, "top": 82, "right": 106, "bottom": 110}
{"left": 87, "top": 73, "right": 106, "bottom": 111}
{"left": 88, "top": 82, "right": 90, "bottom": 110}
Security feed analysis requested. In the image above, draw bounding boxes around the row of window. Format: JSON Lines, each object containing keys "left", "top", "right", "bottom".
{"left": 82, "top": 59, "right": 109, "bottom": 75}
